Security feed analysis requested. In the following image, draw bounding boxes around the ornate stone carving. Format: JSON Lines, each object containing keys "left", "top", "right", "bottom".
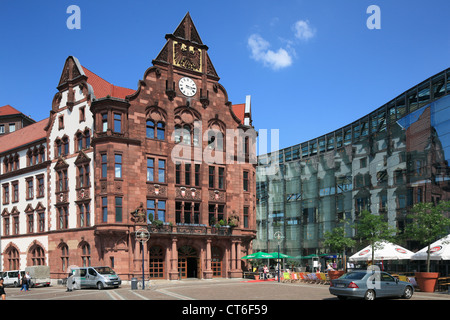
{"left": 175, "top": 187, "right": 201, "bottom": 200}
{"left": 147, "top": 183, "right": 167, "bottom": 197}
{"left": 173, "top": 41, "right": 202, "bottom": 72}
{"left": 209, "top": 190, "right": 226, "bottom": 202}
{"left": 131, "top": 202, "right": 146, "bottom": 224}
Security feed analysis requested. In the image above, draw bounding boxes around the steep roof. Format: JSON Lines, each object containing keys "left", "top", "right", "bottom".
{"left": 0, "top": 118, "right": 48, "bottom": 154}
{"left": 0, "top": 105, "right": 22, "bottom": 116}
{"left": 82, "top": 66, "right": 134, "bottom": 100}
{"left": 232, "top": 103, "right": 245, "bottom": 124}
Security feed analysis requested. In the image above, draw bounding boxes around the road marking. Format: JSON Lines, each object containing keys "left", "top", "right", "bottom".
{"left": 156, "top": 288, "right": 196, "bottom": 300}
{"left": 107, "top": 290, "right": 125, "bottom": 300}
{"left": 129, "top": 290, "right": 150, "bottom": 300}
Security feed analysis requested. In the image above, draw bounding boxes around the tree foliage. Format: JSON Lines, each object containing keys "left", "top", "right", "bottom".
{"left": 404, "top": 201, "right": 450, "bottom": 272}
{"left": 353, "top": 210, "right": 397, "bottom": 262}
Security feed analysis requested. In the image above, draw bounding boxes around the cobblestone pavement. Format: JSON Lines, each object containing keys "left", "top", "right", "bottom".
{"left": 5, "top": 278, "right": 450, "bottom": 301}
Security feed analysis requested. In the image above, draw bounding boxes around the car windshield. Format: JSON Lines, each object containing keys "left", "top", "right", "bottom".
{"left": 339, "top": 272, "right": 367, "bottom": 280}
{"left": 95, "top": 267, "right": 116, "bottom": 275}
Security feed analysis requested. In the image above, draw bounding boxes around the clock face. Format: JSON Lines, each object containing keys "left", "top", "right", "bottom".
{"left": 179, "top": 77, "right": 197, "bottom": 97}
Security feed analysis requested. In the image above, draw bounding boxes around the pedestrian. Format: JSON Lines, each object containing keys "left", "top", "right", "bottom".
{"left": 25, "top": 272, "right": 31, "bottom": 291}
{"left": 66, "top": 273, "right": 75, "bottom": 292}
{"left": 263, "top": 265, "right": 269, "bottom": 280}
{"left": 318, "top": 262, "right": 322, "bottom": 272}
{"left": 20, "top": 273, "right": 28, "bottom": 292}
{"left": 0, "top": 278, "right": 6, "bottom": 300}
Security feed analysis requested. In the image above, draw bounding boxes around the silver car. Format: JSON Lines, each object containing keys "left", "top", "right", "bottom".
{"left": 329, "top": 271, "right": 414, "bottom": 300}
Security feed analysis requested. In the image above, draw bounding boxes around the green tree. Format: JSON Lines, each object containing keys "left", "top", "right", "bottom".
{"left": 404, "top": 201, "right": 450, "bottom": 272}
{"left": 353, "top": 210, "right": 396, "bottom": 263}
{"left": 323, "top": 220, "right": 355, "bottom": 270}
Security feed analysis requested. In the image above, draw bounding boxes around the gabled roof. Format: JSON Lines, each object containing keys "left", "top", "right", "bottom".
{"left": 0, "top": 105, "right": 22, "bottom": 116}
{"left": 232, "top": 103, "right": 245, "bottom": 124}
{"left": 82, "top": 66, "right": 134, "bottom": 100}
{"left": 0, "top": 118, "right": 47, "bottom": 154}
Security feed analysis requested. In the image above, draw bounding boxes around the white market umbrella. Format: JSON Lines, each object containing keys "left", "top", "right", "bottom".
{"left": 349, "top": 241, "right": 414, "bottom": 261}
{"left": 411, "top": 234, "right": 450, "bottom": 260}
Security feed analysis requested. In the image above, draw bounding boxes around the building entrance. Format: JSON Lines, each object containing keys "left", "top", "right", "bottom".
{"left": 178, "top": 245, "right": 200, "bottom": 279}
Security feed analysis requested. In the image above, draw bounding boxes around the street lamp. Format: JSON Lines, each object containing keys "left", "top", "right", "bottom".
{"left": 135, "top": 228, "right": 150, "bottom": 289}
{"left": 274, "top": 231, "right": 283, "bottom": 283}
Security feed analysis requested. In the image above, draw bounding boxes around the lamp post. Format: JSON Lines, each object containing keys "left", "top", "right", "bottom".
{"left": 135, "top": 228, "right": 150, "bottom": 289}
{"left": 274, "top": 231, "right": 283, "bottom": 283}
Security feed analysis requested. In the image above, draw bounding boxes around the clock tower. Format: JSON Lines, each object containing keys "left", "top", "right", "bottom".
{"left": 90, "top": 12, "right": 256, "bottom": 280}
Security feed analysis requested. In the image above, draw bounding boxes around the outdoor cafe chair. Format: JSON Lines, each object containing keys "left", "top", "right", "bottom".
{"left": 318, "top": 272, "right": 329, "bottom": 285}
{"left": 282, "top": 272, "right": 291, "bottom": 283}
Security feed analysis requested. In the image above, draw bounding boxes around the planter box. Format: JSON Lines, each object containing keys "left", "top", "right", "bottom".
{"left": 415, "top": 272, "right": 439, "bottom": 292}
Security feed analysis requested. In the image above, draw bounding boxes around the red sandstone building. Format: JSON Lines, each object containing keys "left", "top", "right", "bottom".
{"left": 0, "top": 13, "right": 256, "bottom": 281}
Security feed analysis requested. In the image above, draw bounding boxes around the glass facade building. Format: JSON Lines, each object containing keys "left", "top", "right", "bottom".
{"left": 255, "top": 68, "right": 450, "bottom": 257}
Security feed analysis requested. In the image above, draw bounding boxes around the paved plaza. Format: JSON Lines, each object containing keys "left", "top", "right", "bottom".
{"left": 5, "top": 278, "right": 450, "bottom": 301}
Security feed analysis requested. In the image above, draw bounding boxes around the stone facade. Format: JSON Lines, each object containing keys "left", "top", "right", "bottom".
{"left": 1, "top": 13, "right": 256, "bottom": 281}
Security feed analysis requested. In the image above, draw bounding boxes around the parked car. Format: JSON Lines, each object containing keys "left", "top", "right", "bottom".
{"left": 329, "top": 270, "right": 414, "bottom": 300}
{"left": 0, "top": 270, "right": 25, "bottom": 287}
{"left": 70, "top": 266, "right": 121, "bottom": 290}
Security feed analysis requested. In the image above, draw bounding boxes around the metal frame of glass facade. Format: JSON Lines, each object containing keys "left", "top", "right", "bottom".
{"left": 256, "top": 68, "right": 450, "bottom": 258}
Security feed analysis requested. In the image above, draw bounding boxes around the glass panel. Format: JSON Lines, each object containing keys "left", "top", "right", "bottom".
{"left": 418, "top": 83, "right": 430, "bottom": 108}
{"left": 396, "top": 95, "right": 406, "bottom": 119}
{"left": 432, "top": 75, "right": 445, "bottom": 98}
{"left": 408, "top": 89, "right": 419, "bottom": 112}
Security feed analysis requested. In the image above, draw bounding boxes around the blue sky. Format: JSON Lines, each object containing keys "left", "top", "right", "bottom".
{"left": 1, "top": 0, "right": 449, "bottom": 152}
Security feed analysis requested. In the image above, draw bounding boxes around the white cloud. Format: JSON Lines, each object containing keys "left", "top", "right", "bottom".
{"left": 293, "top": 20, "right": 315, "bottom": 41}
{"left": 247, "top": 34, "right": 293, "bottom": 71}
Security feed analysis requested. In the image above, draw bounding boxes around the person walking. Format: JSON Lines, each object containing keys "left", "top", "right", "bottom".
{"left": 25, "top": 272, "right": 31, "bottom": 291}
{"left": 0, "top": 278, "right": 6, "bottom": 300}
{"left": 20, "top": 273, "right": 28, "bottom": 292}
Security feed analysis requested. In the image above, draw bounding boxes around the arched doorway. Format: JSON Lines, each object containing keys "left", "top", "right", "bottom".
{"left": 178, "top": 245, "right": 199, "bottom": 279}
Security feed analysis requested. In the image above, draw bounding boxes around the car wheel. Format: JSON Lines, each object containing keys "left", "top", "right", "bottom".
{"left": 402, "top": 286, "right": 413, "bottom": 299}
{"left": 97, "top": 282, "right": 104, "bottom": 290}
{"left": 364, "top": 289, "right": 376, "bottom": 300}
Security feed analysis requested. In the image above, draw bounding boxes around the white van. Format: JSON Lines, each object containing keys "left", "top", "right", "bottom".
{"left": 1, "top": 270, "right": 25, "bottom": 287}
{"left": 70, "top": 266, "right": 121, "bottom": 290}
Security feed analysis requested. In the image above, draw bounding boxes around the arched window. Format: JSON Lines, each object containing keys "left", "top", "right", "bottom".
{"left": 146, "top": 120, "right": 165, "bottom": 140}
{"left": 146, "top": 120, "right": 155, "bottom": 139}
{"left": 60, "top": 244, "right": 69, "bottom": 272}
{"left": 6, "top": 246, "right": 20, "bottom": 270}
{"left": 84, "top": 129, "right": 91, "bottom": 149}
{"left": 182, "top": 124, "right": 191, "bottom": 145}
{"left": 156, "top": 122, "right": 165, "bottom": 140}
{"left": 55, "top": 138, "right": 62, "bottom": 157}
{"left": 81, "top": 242, "right": 91, "bottom": 267}
{"left": 76, "top": 132, "right": 83, "bottom": 151}
{"left": 30, "top": 244, "right": 45, "bottom": 266}
{"left": 174, "top": 124, "right": 182, "bottom": 143}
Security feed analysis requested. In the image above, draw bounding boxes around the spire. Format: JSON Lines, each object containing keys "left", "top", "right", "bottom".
{"left": 57, "top": 56, "right": 86, "bottom": 88}
{"left": 172, "top": 12, "right": 203, "bottom": 44}
{"left": 153, "top": 13, "right": 219, "bottom": 79}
